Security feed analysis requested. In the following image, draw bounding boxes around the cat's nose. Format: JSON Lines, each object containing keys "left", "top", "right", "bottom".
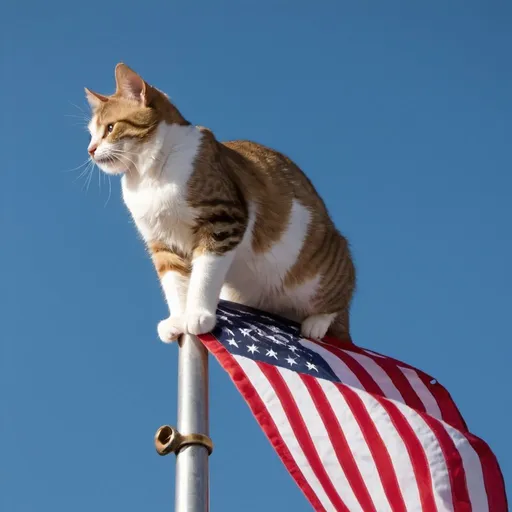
{"left": 88, "top": 143, "right": 98, "bottom": 157}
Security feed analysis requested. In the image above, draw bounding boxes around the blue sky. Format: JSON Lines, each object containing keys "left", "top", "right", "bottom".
{"left": 1, "top": 1, "right": 510, "bottom": 510}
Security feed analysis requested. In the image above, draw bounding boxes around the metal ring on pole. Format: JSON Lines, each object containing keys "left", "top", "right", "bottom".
{"left": 155, "top": 425, "right": 213, "bottom": 456}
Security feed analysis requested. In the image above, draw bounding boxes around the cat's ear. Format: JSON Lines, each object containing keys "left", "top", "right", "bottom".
{"left": 115, "top": 63, "right": 149, "bottom": 104}
{"left": 85, "top": 88, "right": 108, "bottom": 110}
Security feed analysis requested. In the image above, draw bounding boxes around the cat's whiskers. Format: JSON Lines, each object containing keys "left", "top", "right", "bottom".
{"left": 75, "top": 160, "right": 94, "bottom": 182}
{"left": 79, "top": 163, "right": 94, "bottom": 190}
{"left": 69, "top": 103, "right": 91, "bottom": 129}
{"left": 84, "top": 156, "right": 103, "bottom": 193}
{"left": 68, "top": 100, "right": 88, "bottom": 116}
{"left": 65, "top": 106, "right": 90, "bottom": 131}
{"left": 85, "top": 164, "right": 95, "bottom": 192}
{"left": 112, "top": 148, "right": 141, "bottom": 157}
{"left": 65, "top": 113, "right": 88, "bottom": 119}
{"left": 105, "top": 174, "right": 112, "bottom": 208}
{"left": 73, "top": 156, "right": 113, "bottom": 204}
{"left": 109, "top": 149, "right": 142, "bottom": 175}
{"left": 62, "top": 158, "right": 91, "bottom": 174}
{"left": 66, "top": 103, "right": 94, "bottom": 187}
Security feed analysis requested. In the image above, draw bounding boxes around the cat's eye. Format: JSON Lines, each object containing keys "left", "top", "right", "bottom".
{"left": 107, "top": 124, "right": 114, "bottom": 133}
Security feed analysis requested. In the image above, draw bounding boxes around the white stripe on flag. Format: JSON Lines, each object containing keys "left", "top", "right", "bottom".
{"left": 443, "top": 423, "right": 489, "bottom": 511}
{"left": 398, "top": 366, "right": 443, "bottom": 420}
{"left": 349, "top": 386, "right": 423, "bottom": 511}
{"left": 390, "top": 400, "right": 455, "bottom": 511}
{"left": 278, "top": 367, "right": 365, "bottom": 512}
{"left": 318, "top": 378, "right": 393, "bottom": 512}
{"left": 342, "top": 351, "right": 405, "bottom": 403}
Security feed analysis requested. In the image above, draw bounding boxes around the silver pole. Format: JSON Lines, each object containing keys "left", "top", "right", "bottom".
{"left": 174, "top": 333, "right": 210, "bottom": 512}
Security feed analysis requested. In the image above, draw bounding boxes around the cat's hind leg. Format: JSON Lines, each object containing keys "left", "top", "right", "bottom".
{"left": 301, "top": 313, "right": 337, "bottom": 340}
{"left": 327, "top": 309, "right": 351, "bottom": 342}
{"left": 301, "top": 309, "right": 351, "bottom": 342}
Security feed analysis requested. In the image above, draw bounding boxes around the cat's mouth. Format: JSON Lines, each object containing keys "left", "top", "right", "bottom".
{"left": 94, "top": 155, "right": 127, "bottom": 175}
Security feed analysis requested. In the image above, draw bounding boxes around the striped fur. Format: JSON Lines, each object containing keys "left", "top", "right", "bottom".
{"left": 86, "top": 64, "right": 356, "bottom": 343}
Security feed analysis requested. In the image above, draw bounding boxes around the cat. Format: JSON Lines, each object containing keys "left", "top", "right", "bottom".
{"left": 85, "top": 63, "right": 355, "bottom": 344}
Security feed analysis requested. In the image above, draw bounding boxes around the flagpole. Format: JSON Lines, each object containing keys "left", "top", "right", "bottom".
{"left": 155, "top": 333, "right": 211, "bottom": 512}
{"left": 175, "top": 333, "right": 210, "bottom": 512}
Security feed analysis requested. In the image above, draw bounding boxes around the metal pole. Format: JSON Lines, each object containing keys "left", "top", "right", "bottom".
{"left": 154, "top": 334, "right": 211, "bottom": 510}
{"left": 174, "top": 333, "right": 210, "bottom": 512}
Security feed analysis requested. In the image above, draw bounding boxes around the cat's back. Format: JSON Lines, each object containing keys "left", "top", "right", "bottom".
{"left": 222, "top": 139, "right": 328, "bottom": 216}
{"left": 218, "top": 139, "right": 352, "bottom": 320}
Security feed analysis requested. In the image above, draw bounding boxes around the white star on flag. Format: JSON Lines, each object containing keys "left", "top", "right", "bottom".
{"left": 306, "top": 362, "right": 318, "bottom": 372}
{"left": 285, "top": 356, "right": 297, "bottom": 366}
{"left": 266, "top": 349, "right": 278, "bottom": 359}
{"left": 268, "top": 336, "right": 285, "bottom": 345}
{"left": 245, "top": 323, "right": 267, "bottom": 336}
{"left": 227, "top": 338, "right": 239, "bottom": 348}
{"left": 247, "top": 344, "right": 259, "bottom": 354}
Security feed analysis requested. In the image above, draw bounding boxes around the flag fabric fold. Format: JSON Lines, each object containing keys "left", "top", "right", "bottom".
{"left": 199, "top": 301, "right": 507, "bottom": 512}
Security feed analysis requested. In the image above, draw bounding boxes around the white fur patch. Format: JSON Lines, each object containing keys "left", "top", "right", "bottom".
{"left": 252, "top": 200, "right": 310, "bottom": 285}
{"left": 223, "top": 200, "right": 317, "bottom": 318}
{"left": 121, "top": 122, "right": 203, "bottom": 254}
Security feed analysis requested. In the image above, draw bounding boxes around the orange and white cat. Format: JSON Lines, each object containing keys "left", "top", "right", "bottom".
{"left": 85, "top": 63, "right": 355, "bottom": 343}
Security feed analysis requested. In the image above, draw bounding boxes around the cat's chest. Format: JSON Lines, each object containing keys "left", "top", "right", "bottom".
{"left": 122, "top": 180, "right": 195, "bottom": 249}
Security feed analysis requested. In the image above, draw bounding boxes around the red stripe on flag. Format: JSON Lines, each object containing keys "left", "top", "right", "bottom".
{"left": 463, "top": 433, "right": 508, "bottom": 512}
{"left": 322, "top": 339, "right": 467, "bottom": 430}
{"left": 420, "top": 414, "right": 471, "bottom": 511}
{"left": 375, "top": 397, "right": 438, "bottom": 512}
{"left": 372, "top": 359, "right": 427, "bottom": 413}
{"left": 321, "top": 338, "right": 417, "bottom": 369}
{"left": 321, "top": 340, "right": 473, "bottom": 511}
{"left": 337, "top": 384, "right": 408, "bottom": 512}
{"left": 416, "top": 373, "right": 467, "bottom": 431}
{"left": 200, "top": 334, "right": 326, "bottom": 511}
{"left": 258, "top": 363, "right": 350, "bottom": 512}
{"left": 321, "top": 344, "right": 385, "bottom": 396}
{"left": 301, "top": 375, "right": 378, "bottom": 512}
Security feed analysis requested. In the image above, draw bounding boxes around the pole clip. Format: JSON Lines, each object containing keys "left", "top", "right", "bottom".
{"left": 154, "top": 425, "right": 213, "bottom": 456}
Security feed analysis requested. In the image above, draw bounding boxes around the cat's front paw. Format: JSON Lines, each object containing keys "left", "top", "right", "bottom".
{"left": 157, "top": 317, "right": 183, "bottom": 343}
{"left": 183, "top": 310, "right": 217, "bottom": 335}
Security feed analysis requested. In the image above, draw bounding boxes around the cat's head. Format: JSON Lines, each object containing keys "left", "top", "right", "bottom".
{"left": 85, "top": 63, "right": 188, "bottom": 175}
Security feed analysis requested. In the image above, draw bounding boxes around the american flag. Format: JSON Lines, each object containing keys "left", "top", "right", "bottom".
{"left": 199, "top": 301, "right": 507, "bottom": 512}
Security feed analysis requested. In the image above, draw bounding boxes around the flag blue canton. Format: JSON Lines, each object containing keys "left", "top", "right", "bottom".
{"left": 212, "top": 300, "right": 340, "bottom": 382}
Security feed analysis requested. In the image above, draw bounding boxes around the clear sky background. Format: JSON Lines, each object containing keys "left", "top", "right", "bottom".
{"left": 1, "top": 1, "right": 510, "bottom": 510}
